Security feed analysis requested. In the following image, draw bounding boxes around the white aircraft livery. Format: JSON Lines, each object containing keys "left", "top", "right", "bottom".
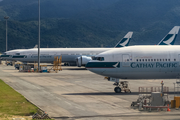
{"left": 11, "top": 48, "right": 113, "bottom": 66}
{"left": 86, "top": 45, "right": 180, "bottom": 92}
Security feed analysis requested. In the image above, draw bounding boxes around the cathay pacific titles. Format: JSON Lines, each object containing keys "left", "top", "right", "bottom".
{"left": 130, "top": 62, "right": 178, "bottom": 68}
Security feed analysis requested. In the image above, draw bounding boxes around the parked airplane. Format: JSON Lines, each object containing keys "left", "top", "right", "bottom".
{"left": 11, "top": 48, "right": 113, "bottom": 65}
{"left": 86, "top": 45, "right": 180, "bottom": 93}
{"left": 7, "top": 32, "right": 133, "bottom": 67}
{"left": 1, "top": 26, "right": 179, "bottom": 67}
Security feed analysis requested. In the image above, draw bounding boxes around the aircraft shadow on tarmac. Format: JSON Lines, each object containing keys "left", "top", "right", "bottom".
{"left": 62, "top": 68, "right": 87, "bottom": 70}
{"left": 2, "top": 68, "right": 17, "bottom": 70}
{"left": 64, "top": 92, "right": 176, "bottom": 96}
{"left": 64, "top": 92, "right": 140, "bottom": 95}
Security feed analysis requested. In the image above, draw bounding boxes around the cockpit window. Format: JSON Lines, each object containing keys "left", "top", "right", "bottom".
{"left": 101, "top": 57, "right": 104, "bottom": 61}
{"left": 93, "top": 57, "right": 104, "bottom": 61}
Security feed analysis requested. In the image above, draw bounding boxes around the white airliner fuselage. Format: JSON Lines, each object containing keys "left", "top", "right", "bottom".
{"left": 11, "top": 48, "right": 114, "bottom": 65}
{"left": 86, "top": 45, "right": 180, "bottom": 79}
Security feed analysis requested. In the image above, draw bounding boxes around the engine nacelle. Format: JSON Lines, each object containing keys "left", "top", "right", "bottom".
{"left": 76, "top": 56, "right": 92, "bottom": 67}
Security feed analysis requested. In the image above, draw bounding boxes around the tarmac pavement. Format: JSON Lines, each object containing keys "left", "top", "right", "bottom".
{"left": 0, "top": 64, "right": 180, "bottom": 120}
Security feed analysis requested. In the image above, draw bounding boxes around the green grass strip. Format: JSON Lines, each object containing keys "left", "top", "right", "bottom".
{"left": 0, "top": 79, "right": 38, "bottom": 116}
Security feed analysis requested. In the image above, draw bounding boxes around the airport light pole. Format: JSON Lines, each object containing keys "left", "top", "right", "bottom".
{"left": 38, "top": 0, "right": 40, "bottom": 72}
{"left": 4, "top": 16, "right": 9, "bottom": 52}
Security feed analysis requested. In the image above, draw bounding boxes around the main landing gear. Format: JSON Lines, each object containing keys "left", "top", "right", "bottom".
{"left": 104, "top": 77, "right": 131, "bottom": 93}
{"left": 114, "top": 86, "right": 121, "bottom": 93}
{"left": 113, "top": 81, "right": 131, "bottom": 93}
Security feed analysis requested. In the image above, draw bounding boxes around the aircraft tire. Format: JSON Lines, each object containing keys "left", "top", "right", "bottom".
{"left": 114, "top": 87, "right": 121, "bottom": 93}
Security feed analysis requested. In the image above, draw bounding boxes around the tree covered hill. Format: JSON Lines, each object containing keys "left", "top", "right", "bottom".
{"left": 0, "top": 0, "right": 118, "bottom": 20}
{"left": 0, "top": 0, "right": 180, "bottom": 52}
{"left": 0, "top": 18, "right": 122, "bottom": 51}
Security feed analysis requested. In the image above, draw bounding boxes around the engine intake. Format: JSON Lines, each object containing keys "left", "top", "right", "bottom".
{"left": 76, "top": 56, "right": 92, "bottom": 67}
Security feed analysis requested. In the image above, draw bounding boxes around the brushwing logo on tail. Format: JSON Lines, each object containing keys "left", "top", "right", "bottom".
{"left": 162, "top": 34, "right": 176, "bottom": 45}
{"left": 119, "top": 38, "right": 130, "bottom": 47}
{"left": 158, "top": 26, "right": 180, "bottom": 45}
{"left": 114, "top": 32, "right": 133, "bottom": 48}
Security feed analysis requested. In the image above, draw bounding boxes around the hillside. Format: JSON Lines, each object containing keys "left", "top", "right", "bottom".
{"left": 0, "top": 0, "right": 180, "bottom": 52}
{"left": 0, "top": 18, "right": 122, "bottom": 51}
{"left": 0, "top": 0, "right": 118, "bottom": 20}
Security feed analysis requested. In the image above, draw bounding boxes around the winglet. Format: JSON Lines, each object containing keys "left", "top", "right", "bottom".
{"left": 114, "top": 32, "right": 133, "bottom": 48}
{"left": 158, "top": 26, "right": 180, "bottom": 45}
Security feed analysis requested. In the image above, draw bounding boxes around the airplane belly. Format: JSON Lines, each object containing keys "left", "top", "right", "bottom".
{"left": 88, "top": 68, "right": 106, "bottom": 76}
{"left": 119, "top": 72, "right": 179, "bottom": 79}
{"left": 101, "top": 68, "right": 119, "bottom": 77}
{"left": 108, "top": 70, "right": 180, "bottom": 79}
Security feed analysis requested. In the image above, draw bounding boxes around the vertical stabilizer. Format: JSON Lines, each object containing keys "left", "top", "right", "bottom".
{"left": 158, "top": 26, "right": 180, "bottom": 45}
{"left": 114, "top": 32, "right": 133, "bottom": 48}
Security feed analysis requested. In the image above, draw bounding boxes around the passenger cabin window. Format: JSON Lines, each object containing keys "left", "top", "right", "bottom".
{"left": 174, "top": 59, "right": 176, "bottom": 61}
{"left": 148, "top": 59, "right": 150, "bottom": 61}
{"left": 168, "top": 59, "right": 170, "bottom": 61}
{"left": 136, "top": 59, "right": 138, "bottom": 62}
{"left": 151, "top": 59, "right": 153, "bottom": 61}
{"left": 142, "top": 59, "right": 144, "bottom": 62}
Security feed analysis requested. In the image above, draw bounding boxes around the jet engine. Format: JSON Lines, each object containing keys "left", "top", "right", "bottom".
{"left": 76, "top": 56, "right": 92, "bottom": 67}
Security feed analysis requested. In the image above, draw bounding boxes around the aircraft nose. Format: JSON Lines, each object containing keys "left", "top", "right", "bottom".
{"left": 86, "top": 62, "right": 106, "bottom": 75}
{"left": 0, "top": 55, "right": 12, "bottom": 60}
{"left": 86, "top": 62, "right": 94, "bottom": 71}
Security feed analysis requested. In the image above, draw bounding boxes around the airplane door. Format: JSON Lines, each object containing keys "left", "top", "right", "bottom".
{"left": 122, "top": 54, "right": 130, "bottom": 67}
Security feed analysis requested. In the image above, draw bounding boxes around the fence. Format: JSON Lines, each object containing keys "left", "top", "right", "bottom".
{"left": 139, "top": 86, "right": 169, "bottom": 94}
